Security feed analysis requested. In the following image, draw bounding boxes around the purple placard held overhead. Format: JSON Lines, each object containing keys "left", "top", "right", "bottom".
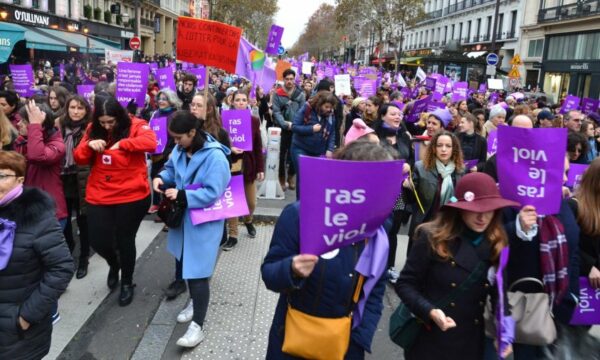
{"left": 76, "top": 85, "right": 95, "bottom": 105}
{"left": 188, "top": 67, "right": 206, "bottom": 90}
{"left": 424, "top": 77, "right": 436, "bottom": 91}
{"left": 406, "top": 96, "right": 431, "bottom": 123}
{"left": 479, "top": 83, "right": 487, "bottom": 93}
{"left": 149, "top": 116, "right": 168, "bottom": 155}
{"left": 434, "top": 76, "right": 449, "bottom": 95}
{"left": 581, "top": 98, "right": 599, "bottom": 115}
{"left": 353, "top": 76, "right": 376, "bottom": 97}
{"left": 116, "top": 62, "right": 149, "bottom": 108}
{"left": 400, "top": 87, "right": 413, "bottom": 100}
{"left": 487, "top": 130, "right": 498, "bottom": 158}
{"left": 427, "top": 101, "right": 446, "bottom": 112}
{"left": 566, "top": 163, "right": 588, "bottom": 190}
{"left": 59, "top": 63, "right": 65, "bottom": 80}
{"left": 149, "top": 62, "right": 159, "bottom": 74}
{"left": 9, "top": 64, "right": 34, "bottom": 97}
{"left": 497, "top": 126, "right": 567, "bottom": 215}
{"left": 223, "top": 109, "right": 253, "bottom": 151}
{"left": 489, "top": 92, "right": 499, "bottom": 105}
{"left": 299, "top": 156, "right": 404, "bottom": 255}
{"left": 265, "top": 24, "right": 284, "bottom": 55}
{"left": 451, "top": 81, "right": 468, "bottom": 102}
{"left": 560, "top": 95, "right": 581, "bottom": 114}
{"left": 188, "top": 175, "right": 249, "bottom": 225}
{"left": 570, "top": 277, "right": 600, "bottom": 325}
{"left": 155, "top": 67, "right": 176, "bottom": 91}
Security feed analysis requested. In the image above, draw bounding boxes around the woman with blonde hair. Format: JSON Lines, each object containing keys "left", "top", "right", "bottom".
{"left": 0, "top": 111, "right": 17, "bottom": 150}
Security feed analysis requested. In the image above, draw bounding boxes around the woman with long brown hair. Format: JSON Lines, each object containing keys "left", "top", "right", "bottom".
{"left": 395, "top": 172, "right": 517, "bottom": 360}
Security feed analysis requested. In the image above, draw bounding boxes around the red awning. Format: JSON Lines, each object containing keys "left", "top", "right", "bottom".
{"left": 371, "top": 58, "right": 387, "bottom": 64}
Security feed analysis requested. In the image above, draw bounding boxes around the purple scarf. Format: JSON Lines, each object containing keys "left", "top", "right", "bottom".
{"left": 539, "top": 216, "right": 569, "bottom": 304}
{"left": 0, "top": 185, "right": 21, "bottom": 270}
{"left": 352, "top": 226, "right": 389, "bottom": 328}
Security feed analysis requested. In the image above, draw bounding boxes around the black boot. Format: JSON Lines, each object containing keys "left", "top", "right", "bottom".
{"left": 76, "top": 257, "right": 89, "bottom": 279}
{"left": 119, "top": 283, "right": 136, "bottom": 306}
{"left": 164, "top": 279, "right": 187, "bottom": 300}
{"left": 244, "top": 222, "right": 256, "bottom": 238}
{"left": 107, "top": 266, "right": 119, "bottom": 290}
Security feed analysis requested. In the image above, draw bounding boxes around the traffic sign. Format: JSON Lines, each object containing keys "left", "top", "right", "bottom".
{"left": 510, "top": 54, "right": 522, "bottom": 66}
{"left": 486, "top": 53, "right": 499, "bottom": 66}
{"left": 508, "top": 66, "right": 520, "bottom": 78}
{"left": 277, "top": 45, "right": 285, "bottom": 55}
{"left": 129, "top": 36, "right": 141, "bottom": 50}
{"left": 509, "top": 78, "right": 520, "bottom": 87}
{"left": 486, "top": 65, "right": 496, "bottom": 76}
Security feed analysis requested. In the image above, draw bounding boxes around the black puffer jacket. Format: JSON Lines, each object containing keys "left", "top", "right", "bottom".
{"left": 0, "top": 187, "right": 74, "bottom": 360}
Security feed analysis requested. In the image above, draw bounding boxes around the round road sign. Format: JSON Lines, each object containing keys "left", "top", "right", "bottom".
{"left": 277, "top": 45, "right": 285, "bottom": 55}
{"left": 509, "top": 78, "right": 520, "bottom": 87}
{"left": 129, "top": 37, "right": 141, "bottom": 50}
{"left": 486, "top": 53, "right": 499, "bottom": 66}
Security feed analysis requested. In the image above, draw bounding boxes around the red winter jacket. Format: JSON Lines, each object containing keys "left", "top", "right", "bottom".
{"left": 14, "top": 124, "right": 68, "bottom": 220}
{"left": 74, "top": 117, "right": 157, "bottom": 205}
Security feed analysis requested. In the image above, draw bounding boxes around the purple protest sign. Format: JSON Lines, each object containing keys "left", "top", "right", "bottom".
{"left": 116, "top": 62, "right": 149, "bottom": 108}
{"left": 265, "top": 24, "right": 284, "bottom": 55}
{"left": 427, "top": 100, "right": 446, "bottom": 112}
{"left": 464, "top": 159, "right": 479, "bottom": 170}
{"left": 424, "top": 77, "right": 436, "bottom": 91}
{"left": 155, "top": 67, "right": 176, "bottom": 91}
{"left": 324, "top": 65, "right": 334, "bottom": 78}
{"left": 497, "top": 127, "right": 567, "bottom": 215}
{"left": 434, "top": 76, "right": 449, "bottom": 95}
{"left": 566, "top": 163, "right": 588, "bottom": 190}
{"left": 451, "top": 82, "right": 468, "bottom": 102}
{"left": 581, "top": 98, "right": 599, "bottom": 115}
{"left": 223, "top": 110, "right": 253, "bottom": 151}
{"left": 489, "top": 92, "right": 499, "bottom": 105}
{"left": 479, "top": 83, "right": 487, "bottom": 93}
{"left": 353, "top": 76, "right": 376, "bottom": 97}
{"left": 59, "top": 63, "right": 65, "bottom": 80}
{"left": 9, "top": 64, "right": 34, "bottom": 97}
{"left": 188, "top": 67, "right": 206, "bottom": 90}
{"left": 400, "top": 87, "right": 413, "bottom": 100}
{"left": 149, "top": 62, "right": 159, "bottom": 74}
{"left": 406, "top": 96, "right": 431, "bottom": 123}
{"left": 76, "top": 85, "right": 95, "bottom": 105}
{"left": 188, "top": 175, "right": 249, "bottom": 225}
{"left": 560, "top": 95, "right": 581, "bottom": 114}
{"left": 570, "top": 277, "right": 600, "bottom": 325}
{"left": 391, "top": 100, "right": 405, "bottom": 111}
{"left": 299, "top": 156, "right": 404, "bottom": 255}
{"left": 149, "top": 116, "right": 168, "bottom": 154}
{"left": 487, "top": 130, "right": 498, "bottom": 157}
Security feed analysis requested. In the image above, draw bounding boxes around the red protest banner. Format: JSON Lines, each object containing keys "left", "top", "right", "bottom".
{"left": 176, "top": 17, "right": 242, "bottom": 73}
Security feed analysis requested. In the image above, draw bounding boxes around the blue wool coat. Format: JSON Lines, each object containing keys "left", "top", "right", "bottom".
{"left": 261, "top": 202, "right": 387, "bottom": 359}
{"left": 158, "top": 135, "right": 231, "bottom": 279}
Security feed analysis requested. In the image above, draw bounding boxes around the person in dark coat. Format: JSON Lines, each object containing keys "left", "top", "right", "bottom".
{"left": 395, "top": 172, "right": 517, "bottom": 360}
{"left": 0, "top": 151, "right": 74, "bottom": 360}
{"left": 261, "top": 141, "right": 391, "bottom": 359}
{"left": 456, "top": 113, "right": 487, "bottom": 172}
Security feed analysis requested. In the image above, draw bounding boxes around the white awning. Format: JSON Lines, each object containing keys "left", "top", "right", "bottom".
{"left": 465, "top": 51, "right": 487, "bottom": 58}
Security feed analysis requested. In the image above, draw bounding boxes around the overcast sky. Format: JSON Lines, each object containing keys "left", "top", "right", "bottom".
{"left": 276, "top": 0, "right": 336, "bottom": 48}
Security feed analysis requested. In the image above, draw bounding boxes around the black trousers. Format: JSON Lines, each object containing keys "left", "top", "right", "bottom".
{"left": 188, "top": 278, "right": 210, "bottom": 326}
{"left": 64, "top": 196, "right": 90, "bottom": 260}
{"left": 87, "top": 195, "right": 150, "bottom": 284}
{"left": 278, "top": 129, "right": 295, "bottom": 180}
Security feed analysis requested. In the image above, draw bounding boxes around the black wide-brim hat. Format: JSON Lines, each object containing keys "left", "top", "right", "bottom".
{"left": 444, "top": 172, "right": 521, "bottom": 212}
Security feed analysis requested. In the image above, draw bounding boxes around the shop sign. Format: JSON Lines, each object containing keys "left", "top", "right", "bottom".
{"left": 5, "top": 5, "right": 81, "bottom": 31}
{"left": 570, "top": 63, "right": 590, "bottom": 70}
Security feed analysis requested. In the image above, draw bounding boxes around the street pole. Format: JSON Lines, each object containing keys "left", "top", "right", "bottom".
{"left": 134, "top": 0, "right": 140, "bottom": 62}
{"left": 490, "top": 0, "right": 501, "bottom": 54}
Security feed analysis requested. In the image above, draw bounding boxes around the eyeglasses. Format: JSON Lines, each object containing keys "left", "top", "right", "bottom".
{"left": 0, "top": 174, "right": 18, "bottom": 180}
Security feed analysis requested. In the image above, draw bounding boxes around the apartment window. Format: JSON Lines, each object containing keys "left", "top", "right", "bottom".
{"left": 444, "top": 26, "right": 448, "bottom": 43}
{"left": 467, "top": 21, "right": 471, "bottom": 40}
{"left": 476, "top": 19, "right": 481, "bottom": 38}
{"left": 528, "top": 39, "right": 544, "bottom": 57}
{"left": 510, "top": 10, "right": 518, "bottom": 35}
{"left": 498, "top": 13, "right": 504, "bottom": 35}
{"left": 486, "top": 16, "right": 492, "bottom": 37}
{"left": 547, "top": 33, "right": 600, "bottom": 60}
{"left": 32, "top": 0, "right": 39, "bottom": 8}
{"left": 459, "top": 23, "right": 463, "bottom": 40}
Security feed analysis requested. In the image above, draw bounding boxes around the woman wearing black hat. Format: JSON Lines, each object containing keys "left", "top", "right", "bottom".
{"left": 395, "top": 172, "right": 518, "bottom": 360}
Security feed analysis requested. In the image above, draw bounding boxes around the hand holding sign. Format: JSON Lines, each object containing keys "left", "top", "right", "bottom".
{"left": 291, "top": 255, "right": 319, "bottom": 278}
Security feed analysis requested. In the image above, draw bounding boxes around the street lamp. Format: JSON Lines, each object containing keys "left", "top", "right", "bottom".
{"left": 83, "top": 27, "right": 90, "bottom": 69}
{"left": 0, "top": 9, "right": 8, "bottom": 20}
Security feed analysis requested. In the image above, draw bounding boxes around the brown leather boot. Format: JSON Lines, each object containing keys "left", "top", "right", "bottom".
{"left": 288, "top": 175, "right": 296, "bottom": 190}
{"left": 279, "top": 176, "right": 287, "bottom": 191}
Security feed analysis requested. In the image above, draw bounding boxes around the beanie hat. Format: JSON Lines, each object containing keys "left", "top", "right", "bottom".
{"left": 430, "top": 108, "right": 452, "bottom": 128}
{"left": 351, "top": 97, "right": 366, "bottom": 109}
{"left": 344, "top": 118, "right": 375, "bottom": 145}
{"left": 490, "top": 105, "right": 507, "bottom": 119}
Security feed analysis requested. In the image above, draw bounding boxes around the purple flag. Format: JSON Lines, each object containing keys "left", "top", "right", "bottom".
{"left": 424, "top": 77, "right": 436, "bottom": 91}
{"left": 560, "top": 95, "right": 581, "bottom": 114}
{"left": 427, "top": 100, "right": 446, "bottom": 112}
{"left": 497, "top": 127, "right": 567, "bottom": 215}
{"left": 188, "top": 175, "right": 249, "bottom": 225}
{"left": 434, "top": 76, "right": 449, "bottom": 95}
{"left": 223, "top": 109, "right": 253, "bottom": 151}
{"left": 566, "top": 163, "right": 588, "bottom": 190}
{"left": 354, "top": 76, "right": 376, "bottom": 97}
{"left": 570, "top": 277, "right": 600, "bottom": 325}
{"left": 487, "top": 130, "right": 498, "bottom": 157}
{"left": 299, "top": 156, "right": 404, "bottom": 255}
{"left": 406, "top": 96, "right": 431, "bottom": 123}
{"left": 155, "top": 67, "right": 176, "bottom": 91}
{"left": 149, "top": 116, "right": 168, "bottom": 154}
{"left": 116, "top": 62, "right": 149, "bottom": 108}
{"left": 9, "top": 64, "right": 34, "bottom": 97}
{"left": 581, "top": 98, "right": 599, "bottom": 115}
{"left": 265, "top": 25, "right": 284, "bottom": 55}
{"left": 76, "top": 85, "right": 95, "bottom": 105}
{"left": 188, "top": 67, "right": 206, "bottom": 90}
{"left": 451, "top": 81, "right": 468, "bottom": 102}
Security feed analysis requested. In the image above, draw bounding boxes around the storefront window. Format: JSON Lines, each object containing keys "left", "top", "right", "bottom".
{"left": 547, "top": 32, "right": 600, "bottom": 60}
{"left": 543, "top": 72, "right": 570, "bottom": 105}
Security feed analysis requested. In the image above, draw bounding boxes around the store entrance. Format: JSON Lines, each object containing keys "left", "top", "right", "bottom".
{"left": 543, "top": 72, "right": 570, "bottom": 105}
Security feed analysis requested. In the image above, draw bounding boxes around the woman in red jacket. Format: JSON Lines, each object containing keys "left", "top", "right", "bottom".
{"left": 14, "top": 100, "right": 67, "bottom": 226}
{"left": 74, "top": 95, "right": 157, "bottom": 306}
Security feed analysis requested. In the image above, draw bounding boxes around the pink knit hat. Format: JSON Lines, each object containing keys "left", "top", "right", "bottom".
{"left": 345, "top": 118, "right": 375, "bottom": 145}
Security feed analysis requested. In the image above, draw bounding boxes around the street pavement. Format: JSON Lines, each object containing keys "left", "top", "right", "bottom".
{"left": 47, "top": 187, "right": 598, "bottom": 359}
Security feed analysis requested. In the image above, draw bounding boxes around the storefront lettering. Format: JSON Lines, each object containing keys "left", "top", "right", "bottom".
{"left": 14, "top": 10, "right": 49, "bottom": 26}
{"left": 0, "top": 38, "right": 11, "bottom": 47}
{"left": 570, "top": 63, "right": 590, "bottom": 70}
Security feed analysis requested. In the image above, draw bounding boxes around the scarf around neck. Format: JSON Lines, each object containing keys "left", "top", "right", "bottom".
{"left": 539, "top": 215, "right": 569, "bottom": 305}
{"left": 435, "top": 159, "right": 456, "bottom": 206}
{"left": 63, "top": 124, "right": 84, "bottom": 170}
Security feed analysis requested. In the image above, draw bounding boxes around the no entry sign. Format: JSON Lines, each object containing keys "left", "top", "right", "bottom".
{"left": 129, "top": 36, "right": 141, "bottom": 50}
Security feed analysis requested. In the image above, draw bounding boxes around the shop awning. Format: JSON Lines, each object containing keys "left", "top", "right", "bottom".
{"left": 0, "top": 22, "right": 69, "bottom": 63}
{"left": 391, "top": 56, "right": 423, "bottom": 65}
{"left": 465, "top": 51, "right": 487, "bottom": 58}
{"left": 0, "top": 23, "right": 25, "bottom": 63}
{"left": 89, "top": 35, "right": 121, "bottom": 50}
{"left": 35, "top": 28, "right": 121, "bottom": 54}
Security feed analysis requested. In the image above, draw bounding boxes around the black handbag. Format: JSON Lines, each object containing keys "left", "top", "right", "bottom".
{"left": 157, "top": 197, "right": 186, "bottom": 228}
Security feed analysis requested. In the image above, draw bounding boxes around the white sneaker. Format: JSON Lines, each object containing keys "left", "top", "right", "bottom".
{"left": 177, "top": 299, "right": 194, "bottom": 323}
{"left": 176, "top": 321, "right": 205, "bottom": 348}
{"left": 387, "top": 267, "right": 400, "bottom": 284}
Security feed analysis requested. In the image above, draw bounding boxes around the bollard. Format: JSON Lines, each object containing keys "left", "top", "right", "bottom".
{"left": 257, "top": 127, "right": 285, "bottom": 199}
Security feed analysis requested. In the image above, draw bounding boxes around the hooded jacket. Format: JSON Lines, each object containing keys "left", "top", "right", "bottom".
{"left": 272, "top": 86, "right": 306, "bottom": 129}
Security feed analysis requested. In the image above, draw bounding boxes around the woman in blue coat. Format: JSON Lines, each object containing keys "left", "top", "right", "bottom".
{"left": 261, "top": 140, "right": 390, "bottom": 359}
{"left": 153, "top": 111, "right": 231, "bottom": 349}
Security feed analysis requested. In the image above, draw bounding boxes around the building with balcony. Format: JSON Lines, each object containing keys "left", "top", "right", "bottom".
{"left": 519, "top": 0, "right": 600, "bottom": 102}
{"left": 401, "top": 0, "right": 524, "bottom": 84}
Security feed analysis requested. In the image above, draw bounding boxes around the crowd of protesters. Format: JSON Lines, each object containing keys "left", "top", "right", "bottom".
{"left": 0, "top": 55, "right": 599, "bottom": 360}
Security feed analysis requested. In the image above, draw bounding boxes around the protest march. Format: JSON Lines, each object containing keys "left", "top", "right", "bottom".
{"left": 1, "top": 1, "right": 600, "bottom": 359}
